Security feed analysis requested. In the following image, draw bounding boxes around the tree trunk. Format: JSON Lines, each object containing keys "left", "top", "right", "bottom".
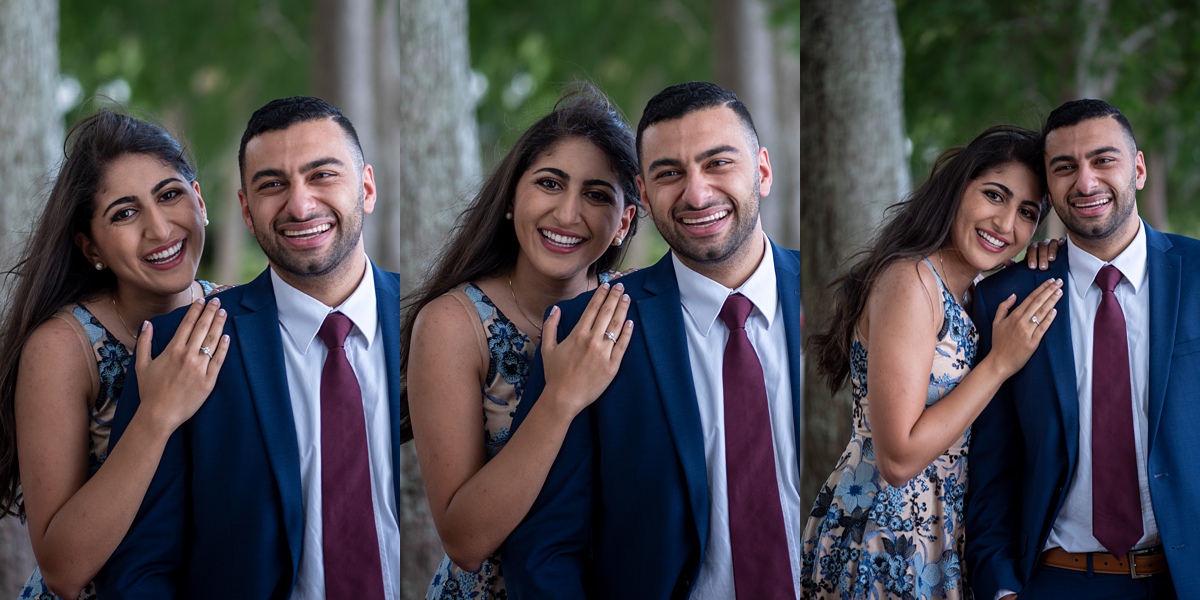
{"left": 312, "top": 0, "right": 381, "bottom": 258}
{"left": 380, "top": 0, "right": 481, "bottom": 594}
{"left": 799, "top": 0, "right": 907, "bottom": 505}
{"left": 0, "top": 0, "right": 59, "bottom": 592}
{"left": 713, "top": 0, "right": 791, "bottom": 245}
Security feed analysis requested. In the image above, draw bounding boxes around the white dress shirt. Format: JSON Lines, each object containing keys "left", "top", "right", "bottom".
{"left": 675, "top": 237, "right": 802, "bottom": 600}
{"left": 270, "top": 262, "right": 400, "bottom": 600}
{"left": 1047, "top": 221, "right": 1160, "bottom": 552}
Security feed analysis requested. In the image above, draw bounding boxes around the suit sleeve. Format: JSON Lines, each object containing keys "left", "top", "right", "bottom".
{"left": 94, "top": 324, "right": 187, "bottom": 599}
{"left": 965, "top": 285, "right": 1025, "bottom": 599}
{"left": 503, "top": 306, "right": 597, "bottom": 599}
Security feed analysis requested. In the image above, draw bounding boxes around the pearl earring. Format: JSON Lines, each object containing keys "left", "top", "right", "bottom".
{"left": 505, "top": 211, "right": 513, "bottom": 220}
{"left": 94, "top": 262, "right": 105, "bottom": 271}
{"left": 204, "top": 216, "right": 210, "bottom": 226}
{"left": 612, "top": 236, "right": 624, "bottom": 247}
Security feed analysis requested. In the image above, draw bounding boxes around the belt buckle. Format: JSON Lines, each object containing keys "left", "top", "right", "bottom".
{"left": 1127, "top": 547, "right": 1157, "bottom": 579}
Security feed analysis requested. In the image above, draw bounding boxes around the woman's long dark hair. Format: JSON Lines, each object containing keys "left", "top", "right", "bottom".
{"left": 807, "top": 125, "right": 1047, "bottom": 394}
{"left": 398, "top": 84, "right": 642, "bottom": 442}
{"left": 0, "top": 108, "right": 197, "bottom": 518}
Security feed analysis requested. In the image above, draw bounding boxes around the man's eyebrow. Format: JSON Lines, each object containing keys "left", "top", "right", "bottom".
{"left": 646, "top": 157, "right": 684, "bottom": 173}
{"left": 250, "top": 168, "right": 286, "bottom": 185}
{"left": 696, "top": 145, "right": 740, "bottom": 161}
{"left": 1048, "top": 145, "right": 1124, "bottom": 167}
{"left": 300, "top": 157, "right": 344, "bottom": 173}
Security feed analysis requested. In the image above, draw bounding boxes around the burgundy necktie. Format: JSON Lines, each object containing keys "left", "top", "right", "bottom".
{"left": 719, "top": 294, "right": 793, "bottom": 598}
{"left": 318, "top": 312, "right": 385, "bottom": 599}
{"left": 1091, "top": 265, "right": 1142, "bottom": 559}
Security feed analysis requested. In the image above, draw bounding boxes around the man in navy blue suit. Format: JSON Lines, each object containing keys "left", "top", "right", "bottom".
{"left": 97, "top": 97, "right": 401, "bottom": 598}
{"left": 504, "top": 82, "right": 802, "bottom": 598}
{"left": 968, "top": 99, "right": 1200, "bottom": 599}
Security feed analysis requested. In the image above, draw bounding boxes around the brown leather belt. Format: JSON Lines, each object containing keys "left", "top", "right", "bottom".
{"left": 1039, "top": 546, "right": 1168, "bottom": 579}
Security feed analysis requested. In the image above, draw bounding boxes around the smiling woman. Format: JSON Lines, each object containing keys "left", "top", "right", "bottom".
{"left": 800, "top": 125, "right": 1062, "bottom": 599}
{"left": 400, "top": 84, "right": 642, "bottom": 598}
{"left": 0, "top": 109, "right": 230, "bottom": 599}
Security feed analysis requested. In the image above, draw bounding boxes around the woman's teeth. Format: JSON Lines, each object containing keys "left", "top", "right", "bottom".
{"left": 977, "top": 229, "right": 1007, "bottom": 248}
{"left": 541, "top": 230, "right": 583, "bottom": 247}
{"left": 144, "top": 240, "right": 183, "bottom": 264}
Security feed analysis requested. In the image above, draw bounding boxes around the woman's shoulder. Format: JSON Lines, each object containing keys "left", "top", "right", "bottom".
{"left": 874, "top": 257, "right": 941, "bottom": 297}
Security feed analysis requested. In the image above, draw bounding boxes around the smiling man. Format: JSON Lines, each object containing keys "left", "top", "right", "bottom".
{"left": 98, "top": 97, "right": 401, "bottom": 599}
{"left": 967, "top": 99, "right": 1200, "bottom": 599}
{"left": 504, "top": 82, "right": 802, "bottom": 599}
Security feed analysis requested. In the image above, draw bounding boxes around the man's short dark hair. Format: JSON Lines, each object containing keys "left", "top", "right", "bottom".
{"left": 237, "top": 96, "right": 364, "bottom": 187}
{"left": 1043, "top": 98, "right": 1137, "bottom": 150}
{"left": 635, "top": 82, "right": 759, "bottom": 168}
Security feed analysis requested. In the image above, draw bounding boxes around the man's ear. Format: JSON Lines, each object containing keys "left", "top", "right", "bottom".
{"left": 756, "top": 146, "right": 773, "bottom": 198}
{"left": 1134, "top": 150, "right": 1147, "bottom": 191}
{"left": 238, "top": 188, "right": 255, "bottom": 234}
{"left": 361, "top": 164, "right": 377, "bottom": 215}
{"left": 636, "top": 174, "right": 653, "bottom": 220}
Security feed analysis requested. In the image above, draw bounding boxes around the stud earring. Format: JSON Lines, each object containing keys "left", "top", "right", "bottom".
{"left": 94, "top": 262, "right": 105, "bottom": 271}
{"left": 505, "top": 211, "right": 513, "bottom": 220}
{"left": 203, "top": 216, "right": 210, "bottom": 226}
{"left": 611, "top": 236, "right": 624, "bottom": 247}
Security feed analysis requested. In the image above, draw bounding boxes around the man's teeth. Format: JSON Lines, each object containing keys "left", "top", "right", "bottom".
{"left": 283, "top": 224, "right": 332, "bottom": 237}
{"left": 977, "top": 230, "right": 1007, "bottom": 248}
{"left": 682, "top": 210, "right": 728, "bottom": 225}
{"left": 1075, "top": 197, "right": 1110, "bottom": 209}
{"left": 540, "top": 230, "right": 583, "bottom": 246}
{"left": 144, "top": 241, "right": 183, "bottom": 263}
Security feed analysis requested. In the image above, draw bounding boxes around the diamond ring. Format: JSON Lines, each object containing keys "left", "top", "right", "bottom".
{"left": 604, "top": 331, "right": 617, "bottom": 343}
{"left": 200, "top": 346, "right": 214, "bottom": 358}
{"left": 1031, "top": 315, "right": 1039, "bottom": 325}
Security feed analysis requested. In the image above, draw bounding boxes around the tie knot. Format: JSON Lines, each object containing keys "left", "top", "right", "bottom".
{"left": 719, "top": 293, "right": 754, "bottom": 331}
{"left": 1096, "top": 264, "right": 1124, "bottom": 294}
{"left": 318, "top": 312, "right": 354, "bottom": 349}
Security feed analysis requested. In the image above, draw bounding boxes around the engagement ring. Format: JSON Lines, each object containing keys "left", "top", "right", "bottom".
{"left": 1031, "top": 315, "right": 1039, "bottom": 325}
{"left": 200, "top": 346, "right": 214, "bottom": 358}
{"left": 604, "top": 331, "right": 617, "bottom": 343}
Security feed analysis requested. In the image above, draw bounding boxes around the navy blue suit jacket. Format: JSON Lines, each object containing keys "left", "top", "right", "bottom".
{"left": 503, "top": 243, "right": 803, "bottom": 599}
{"left": 96, "top": 265, "right": 402, "bottom": 598}
{"left": 966, "top": 223, "right": 1200, "bottom": 598}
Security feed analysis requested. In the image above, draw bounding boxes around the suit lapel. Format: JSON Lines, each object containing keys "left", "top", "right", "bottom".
{"left": 1144, "top": 226, "right": 1178, "bottom": 452}
{"left": 637, "top": 255, "right": 710, "bottom": 551}
{"left": 773, "top": 244, "right": 804, "bottom": 468}
{"left": 1042, "top": 255, "right": 1080, "bottom": 469}
{"left": 235, "top": 270, "right": 304, "bottom": 574}
{"left": 373, "top": 264, "right": 404, "bottom": 512}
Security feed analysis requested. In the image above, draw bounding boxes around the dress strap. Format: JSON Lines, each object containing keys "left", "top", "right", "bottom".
{"left": 446, "top": 285, "right": 490, "bottom": 374}
{"left": 920, "top": 257, "right": 947, "bottom": 294}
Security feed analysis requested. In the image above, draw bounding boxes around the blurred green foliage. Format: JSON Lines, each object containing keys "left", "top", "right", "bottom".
{"left": 897, "top": 0, "right": 1200, "bottom": 235}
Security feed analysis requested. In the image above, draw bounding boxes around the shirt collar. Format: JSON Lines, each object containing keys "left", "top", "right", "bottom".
{"left": 271, "top": 259, "right": 379, "bottom": 353}
{"left": 672, "top": 234, "right": 778, "bottom": 336}
{"left": 1066, "top": 219, "right": 1148, "bottom": 296}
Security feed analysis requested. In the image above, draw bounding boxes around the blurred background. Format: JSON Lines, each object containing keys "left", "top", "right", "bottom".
{"left": 0, "top": 0, "right": 797, "bottom": 595}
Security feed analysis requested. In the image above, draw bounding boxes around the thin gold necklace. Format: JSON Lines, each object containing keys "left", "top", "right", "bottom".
{"left": 112, "top": 283, "right": 196, "bottom": 340}
{"left": 508, "top": 277, "right": 544, "bottom": 333}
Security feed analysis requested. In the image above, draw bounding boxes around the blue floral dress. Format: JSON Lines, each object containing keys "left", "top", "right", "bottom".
{"left": 19, "top": 281, "right": 224, "bottom": 600}
{"left": 425, "top": 282, "right": 535, "bottom": 600}
{"left": 800, "top": 259, "right": 976, "bottom": 600}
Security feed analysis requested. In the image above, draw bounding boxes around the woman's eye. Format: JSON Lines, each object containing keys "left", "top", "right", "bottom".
{"left": 1020, "top": 208, "right": 1037, "bottom": 220}
{"left": 985, "top": 190, "right": 1002, "bottom": 202}
{"left": 160, "top": 190, "right": 180, "bottom": 202}
{"left": 584, "top": 189, "right": 613, "bottom": 204}
{"left": 112, "top": 208, "right": 135, "bottom": 222}
{"left": 537, "top": 178, "right": 563, "bottom": 190}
